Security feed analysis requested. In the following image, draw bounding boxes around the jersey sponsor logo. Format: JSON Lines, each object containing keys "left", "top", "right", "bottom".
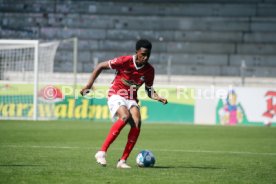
{"left": 121, "top": 78, "right": 142, "bottom": 89}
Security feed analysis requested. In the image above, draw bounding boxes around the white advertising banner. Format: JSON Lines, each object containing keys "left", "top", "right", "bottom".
{"left": 195, "top": 86, "right": 276, "bottom": 126}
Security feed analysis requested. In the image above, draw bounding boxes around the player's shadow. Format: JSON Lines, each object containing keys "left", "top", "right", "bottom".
{"left": 152, "top": 165, "right": 224, "bottom": 170}
{"left": 150, "top": 166, "right": 174, "bottom": 169}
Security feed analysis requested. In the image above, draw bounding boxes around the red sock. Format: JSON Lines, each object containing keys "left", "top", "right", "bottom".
{"left": 121, "top": 127, "right": 140, "bottom": 160}
{"left": 100, "top": 118, "right": 126, "bottom": 152}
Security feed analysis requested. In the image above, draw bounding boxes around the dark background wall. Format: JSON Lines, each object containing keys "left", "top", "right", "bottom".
{"left": 1, "top": 0, "right": 276, "bottom": 77}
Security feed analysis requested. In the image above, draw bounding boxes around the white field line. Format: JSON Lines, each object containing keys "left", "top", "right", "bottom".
{"left": 1, "top": 145, "right": 276, "bottom": 156}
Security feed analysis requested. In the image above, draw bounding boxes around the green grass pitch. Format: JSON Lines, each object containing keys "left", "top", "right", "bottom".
{"left": 0, "top": 120, "right": 275, "bottom": 184}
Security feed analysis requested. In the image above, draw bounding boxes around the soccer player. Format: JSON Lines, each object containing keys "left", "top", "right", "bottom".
{"left": 80, "top": 39, "right": 168, "bottom": 168}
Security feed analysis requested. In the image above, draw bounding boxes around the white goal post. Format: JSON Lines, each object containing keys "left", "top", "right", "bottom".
{"left": 0, "top": 38, "right": 78, "bottom": 120}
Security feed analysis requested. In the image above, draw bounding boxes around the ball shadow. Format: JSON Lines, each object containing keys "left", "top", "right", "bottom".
{"left": 149, "top": 165, "right": 224, "bottom": 170}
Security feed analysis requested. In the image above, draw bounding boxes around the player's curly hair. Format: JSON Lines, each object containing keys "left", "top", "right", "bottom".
{"left": 136, "top": 39, "right": 152, "bottom": 51}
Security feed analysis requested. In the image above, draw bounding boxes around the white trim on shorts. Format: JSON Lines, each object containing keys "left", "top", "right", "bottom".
{"left": 107, "top": 95, "right": 139, "bottom": 122}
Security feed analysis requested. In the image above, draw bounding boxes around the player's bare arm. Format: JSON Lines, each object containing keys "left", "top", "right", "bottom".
{"left": 145, "top": 86, "right": 168, "bottom": 104}
{"left": 80, "top": 61, "right": 110, "bottom": 96}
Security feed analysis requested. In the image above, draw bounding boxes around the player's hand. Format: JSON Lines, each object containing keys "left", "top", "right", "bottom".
{"left": 158, "top": 97, "right": 168, "bottom": 105}
{"left": 80, "top": 86, "right": 92, "bottom": 96}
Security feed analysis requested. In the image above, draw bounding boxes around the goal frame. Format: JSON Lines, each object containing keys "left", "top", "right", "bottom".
{"left": 0, "top": 40, "right": 39, "bottom": 120}
{"left": 0, "top": 38, "right": 78, "bottom": 120}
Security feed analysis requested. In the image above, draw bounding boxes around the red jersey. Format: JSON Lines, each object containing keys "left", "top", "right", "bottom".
{"left": 108, "top": 55, "right": 154, "bottom": 101}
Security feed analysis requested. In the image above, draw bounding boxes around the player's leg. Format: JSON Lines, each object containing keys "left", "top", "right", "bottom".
{"left": 117, "top": 106, "right": 141, "bottom": 168}
{"left": 100, "top": 106, "right": 130, "bottom": 152}
{"left": 95, "top": 95, "right": 130, "bottom": 166}
{"left": 121, "top": 106, "right": 141, "bottom": 160}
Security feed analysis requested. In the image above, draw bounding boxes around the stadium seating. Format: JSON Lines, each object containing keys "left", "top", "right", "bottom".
{"left": 1, "top": 0, "right": 276, "bottom": 77}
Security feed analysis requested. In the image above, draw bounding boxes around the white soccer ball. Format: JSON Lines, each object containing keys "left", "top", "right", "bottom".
{"left": 136, "top": 150, "right": 156, "bottom": 167}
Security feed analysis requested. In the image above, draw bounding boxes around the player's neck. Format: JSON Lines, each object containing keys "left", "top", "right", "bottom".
{"left": 133, "top": 55, "right": 146, "bottom": 70}
{"left": 135, "top": 62, "right": 144, "bottom": 67}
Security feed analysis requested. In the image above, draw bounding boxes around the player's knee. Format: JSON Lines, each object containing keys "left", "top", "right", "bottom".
{"left": 133, "top": 120, "right": 141, "bottom": 128}
{"left": 136, "top": 123, "right": 141, "bottom": 129}
{"left": 121, "top": 113, "right": 130, "bottom": 122}
{"left": 137, "top": 121, "right": 141, "bottom": 128}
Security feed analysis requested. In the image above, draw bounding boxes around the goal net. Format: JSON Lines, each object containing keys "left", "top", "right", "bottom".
{"left": 0, "top": 38, "right": 77, "bottom": 120}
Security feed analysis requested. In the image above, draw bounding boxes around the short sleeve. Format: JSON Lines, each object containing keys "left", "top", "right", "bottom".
{"left": 145, "top": 67, "right": 155, "bottom": 87}
{"left": 108, "top": 56, "right": 127, "bottom": 70}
